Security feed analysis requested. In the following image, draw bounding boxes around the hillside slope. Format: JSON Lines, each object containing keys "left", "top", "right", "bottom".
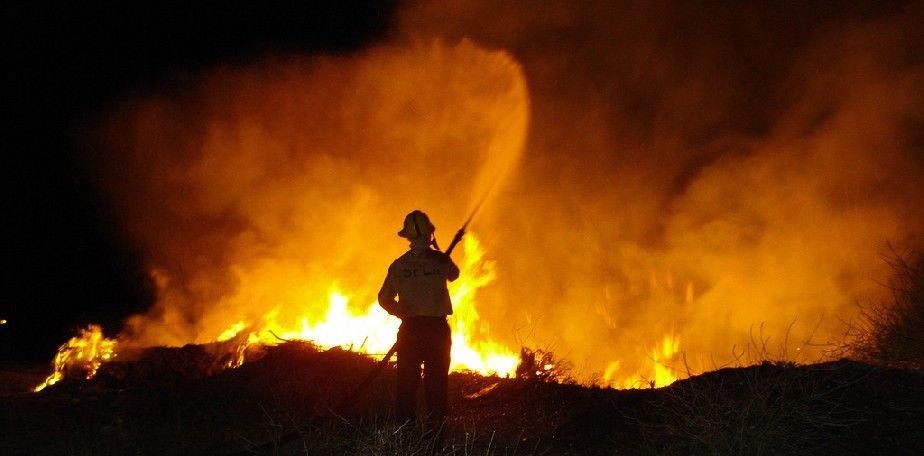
{"left": 1, "top": 342, "right": 921, "bottom": 455}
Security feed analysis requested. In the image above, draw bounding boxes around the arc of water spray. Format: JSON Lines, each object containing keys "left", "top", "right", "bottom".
{"left": 440, "top": 175, "right": 500, "bottom": 256}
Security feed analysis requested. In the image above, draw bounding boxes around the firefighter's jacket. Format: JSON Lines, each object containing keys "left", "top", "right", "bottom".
{"left": 378, "top": 247, "right": 460, "bottom": 318}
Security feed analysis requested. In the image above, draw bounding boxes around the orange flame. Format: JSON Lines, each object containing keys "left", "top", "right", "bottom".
{"left": 34, "top": 325, "right": 117, "bottom": 392}
{"left": 229, "top": 234, "right": 519, "bottom": 376}
{"left": 47, "top": 19, "right": 921, "bottom": 394}
{"left": 34, "top": 235, "right": 521, "bottom": 392}
{"left": 215, "top": 323, "right": 261, "bottom": 368}
{"left": 603, "top": 334, "right": 681, "bottom": 389}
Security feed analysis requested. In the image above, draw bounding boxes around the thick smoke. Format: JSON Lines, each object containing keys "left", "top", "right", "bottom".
{"left": 97, "top": 0, "right": 923, "bottom": 384}
{"left": 400, "top": 0, "right": 924, "bottom": 379}
{"left": 97, "top": 41, "right": 529, "bottom": 347}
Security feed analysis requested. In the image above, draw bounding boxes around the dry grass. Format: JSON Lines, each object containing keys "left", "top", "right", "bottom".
{"left": 617, "top": 319, "right": 923, "bottom": 456}
{"left": 845, "top": 247, "right": 924, "bottom": 369}
{"left": 3, "top": 335, "right": 920, "bottom": 455}
{"left": 629, "top": 361, "right": 865, "bottom": 455}
{"left": 243, "top": 415, "right": 545, "bottom": 455}
{"left": 515, "top": 347, "right": 575, "bottom": 385}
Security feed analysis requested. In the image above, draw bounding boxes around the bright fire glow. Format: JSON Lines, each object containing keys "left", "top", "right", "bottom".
{"left": 60, "top": 38, "right": 716, "bottom": 392}
{"left": 603, "top": 334, "right": 682, "bottom": 388}
{"left": 34, "top": 235, "right": 524, "bottom": 391}
{"left": 275, "top": 290, "right": 400, "bottom": 355}
{"left": 35, "top": 234, "right": 686, "bottom": 391}
{"left": 34, "top": 325, "right": 117, "bottom": 392}
{"left": 652, "top": 335, "right": 681, "bottom": 387}
{"left": 43, "top": 26, "right": 914, "bottom": 393}
{"left": 28, "top": 2, "right": 919, "bottom": 402}
{"left": 234, "top": 235, "right": 520, "bottom": 376}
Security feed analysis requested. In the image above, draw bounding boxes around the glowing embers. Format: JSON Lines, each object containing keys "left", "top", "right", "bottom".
{"left": 214, "top": 322, "right": 261, "bottom": 368}
{"left": 34, "top": 325, "right": 118, "bottom": 392}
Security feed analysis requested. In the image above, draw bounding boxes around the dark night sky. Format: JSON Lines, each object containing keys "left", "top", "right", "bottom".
{"left": 1, "top": 2, "right": 398, "bottom": 361}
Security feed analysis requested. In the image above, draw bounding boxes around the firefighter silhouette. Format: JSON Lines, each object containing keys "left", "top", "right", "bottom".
{"left": 378, "top": 210, "right": 459, "bottom": 427}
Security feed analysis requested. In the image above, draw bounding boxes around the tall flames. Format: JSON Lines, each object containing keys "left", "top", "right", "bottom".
{"left": 36, "top": 2, "right": 924, "bottom": 392}
{"left": 36, "top": 232, "right": 684, "bottom": 389}
{"left": 34, "top": 235, "right": 524, "bottom": 390}
{"left": 217, "top": 235, "right": 520, "bottom": 376}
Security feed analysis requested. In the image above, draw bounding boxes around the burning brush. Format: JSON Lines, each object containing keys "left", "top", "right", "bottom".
{"left": 32, "top": 324, "right": 265, "bottom": 392}
{"left": 34, "top": 325, "right": 117, "bottom": 392}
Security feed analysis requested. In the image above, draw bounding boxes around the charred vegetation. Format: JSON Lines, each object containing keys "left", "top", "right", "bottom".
{"left": 2, "top": 341, "right": 921, "bottom": 455}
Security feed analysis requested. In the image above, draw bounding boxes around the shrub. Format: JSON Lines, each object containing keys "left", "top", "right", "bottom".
{"left": 515, "top": 347, "right": 575, "bottom": 384}
{"left": 848, "top": 248, "right": 924, "bottom": 369}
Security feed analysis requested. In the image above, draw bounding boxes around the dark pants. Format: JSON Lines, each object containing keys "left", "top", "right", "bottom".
{"left": 396, "top": 316, "right": 451, "bottom": 427}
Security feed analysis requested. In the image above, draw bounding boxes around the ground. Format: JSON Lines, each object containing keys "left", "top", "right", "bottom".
{"left": 0, "top": 342, "right": 921, "bottom": 455}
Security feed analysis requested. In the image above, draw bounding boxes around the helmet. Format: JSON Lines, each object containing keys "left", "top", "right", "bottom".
{"left": 398, "top": 210, "right": 435, "bottom": 239}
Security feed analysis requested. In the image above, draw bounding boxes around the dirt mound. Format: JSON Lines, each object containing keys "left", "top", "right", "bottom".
{"left": 2, "top": 342, "right": 921, "bottom": 455}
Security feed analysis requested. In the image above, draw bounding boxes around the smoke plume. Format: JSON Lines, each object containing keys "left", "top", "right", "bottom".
{"left": 96, "top": 0, "right": 924, "bottom": 384}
